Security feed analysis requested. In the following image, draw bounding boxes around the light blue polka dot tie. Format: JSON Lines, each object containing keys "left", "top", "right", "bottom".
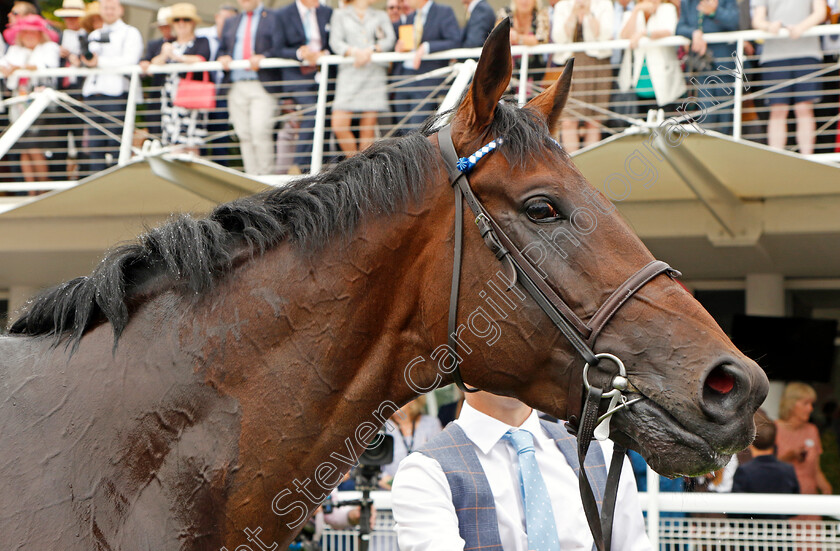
{"left": 505, "top": 429, "right": 561, "bottom": 551}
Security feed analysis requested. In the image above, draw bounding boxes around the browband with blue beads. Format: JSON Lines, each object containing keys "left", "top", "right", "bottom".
{"left": 456, "top": 136, "right": 564, "bottom": 173}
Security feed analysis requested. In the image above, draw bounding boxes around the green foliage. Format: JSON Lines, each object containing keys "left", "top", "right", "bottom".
{"left": 41, "top": 0, "right": 67, "bottom": 26}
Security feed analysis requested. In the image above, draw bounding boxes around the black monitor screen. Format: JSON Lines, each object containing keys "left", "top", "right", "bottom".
{"left": 731, "top": 315, "right": 837, "bottom": 382}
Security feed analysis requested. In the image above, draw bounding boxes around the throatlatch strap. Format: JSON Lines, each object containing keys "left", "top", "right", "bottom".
{"left": 577, "top": 387, "right": 623, "bottom": 551}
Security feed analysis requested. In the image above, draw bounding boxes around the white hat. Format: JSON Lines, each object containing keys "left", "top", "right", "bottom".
{"left": 155, "top": 6, "right": 172, "bottom": 26}
{"left": 55, "top": 0, "right": 87, "bottom": 18}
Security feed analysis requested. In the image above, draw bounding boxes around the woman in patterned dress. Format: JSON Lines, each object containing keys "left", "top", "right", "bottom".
{"left": 495, "top": 0, "right": 551, "bottom": 75}
{"left": 150, "top": 3, "right": 211, "bottom": 155}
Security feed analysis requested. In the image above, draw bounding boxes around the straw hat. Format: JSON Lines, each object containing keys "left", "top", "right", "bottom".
{"left": 167, "top": 3, "right": 202, "bottom": 24}
{"left": 3, "top": 14, "right": 60, "bottom": 44}
{"left": 54, "top": 0, "right": 87, "bottom": 18}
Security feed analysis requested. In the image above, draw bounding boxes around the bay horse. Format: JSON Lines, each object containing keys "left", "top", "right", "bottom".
{"left": 1, "top": 21, "right": 767, "bottom": 550}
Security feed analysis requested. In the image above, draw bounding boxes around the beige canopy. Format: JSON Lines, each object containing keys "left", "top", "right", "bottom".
{"left": 572, "top": 129, "right": 840, "bottom": 279}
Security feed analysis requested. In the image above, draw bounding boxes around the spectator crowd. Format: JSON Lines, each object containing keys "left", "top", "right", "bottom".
{"left": 0, "top": 0, "right": 838, "bottom": 180}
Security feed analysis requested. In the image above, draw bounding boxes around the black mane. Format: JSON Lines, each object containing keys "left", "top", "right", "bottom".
{"left": 9, "top": 100, "right": 561, "bottom": 345}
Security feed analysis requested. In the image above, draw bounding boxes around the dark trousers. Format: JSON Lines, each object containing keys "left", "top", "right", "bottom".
{"left": 689, "top": 55, "right": 736, "bottom": 136}
{"left": 206, "top": 95, "right": 234, "bottom": 166}
{"left": 84, "top": 92, "right": 128, "bottom": 174}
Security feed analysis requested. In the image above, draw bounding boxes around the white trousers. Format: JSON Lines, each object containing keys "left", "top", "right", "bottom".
{"left": 228, "top": 80, "right": 277, "bottom": 175}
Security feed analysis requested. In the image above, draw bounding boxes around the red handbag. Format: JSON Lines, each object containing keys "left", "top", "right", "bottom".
{"left": 173, "top": 72, "right": 216, "bottom": 110}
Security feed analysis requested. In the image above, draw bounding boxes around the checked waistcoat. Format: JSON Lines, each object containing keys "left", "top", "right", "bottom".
{"left": 417, "top": 420, "right": 608, "bottom": 551}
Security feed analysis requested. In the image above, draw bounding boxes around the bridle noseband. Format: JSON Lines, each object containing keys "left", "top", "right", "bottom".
{"left": 436, "top": 124, "right": 680, "bottom": 551}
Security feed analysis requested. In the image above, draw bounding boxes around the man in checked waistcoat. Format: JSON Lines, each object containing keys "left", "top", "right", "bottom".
{"left": 391, "top": 390, "right": 652, "bottom": 551}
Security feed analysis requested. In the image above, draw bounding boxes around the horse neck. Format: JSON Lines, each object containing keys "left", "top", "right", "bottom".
{"left": 182, "top": 164, "right": 456, "bottom": 500}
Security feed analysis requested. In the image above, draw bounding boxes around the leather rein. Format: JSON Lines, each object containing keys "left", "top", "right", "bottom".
{"left": 436, "top": 124, "right": 680, "bottom": 551}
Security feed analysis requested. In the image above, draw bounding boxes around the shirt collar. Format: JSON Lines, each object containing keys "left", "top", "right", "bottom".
{"left": 102, "top": 19, "right": 123, "bottom": 32}
{"left": 467, "top": 0, "right": 481, "bottom": 15}
{"left": 296, "top": 0, "right": 314, "bottom": 19}
{"left": 418, "top": 0, "right": 433, "bottom": 18}
{"left": 457, "top": 401, "right": 548, "bottom": 455}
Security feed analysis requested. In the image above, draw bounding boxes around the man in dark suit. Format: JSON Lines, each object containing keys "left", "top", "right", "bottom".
{"left": 733, "top": 409, "right": 799, "bottom": 519}
{"left": 217, "top": 0, "right": 282, "bottom": 175}
{"left": 275, "top": 0, "right": 332, "bottom": 173}
{"left": 461, "top": 0, "right": 495, "bottom": 49}
{"left": 393, "top": 0, "right": 460, "bottom": 132}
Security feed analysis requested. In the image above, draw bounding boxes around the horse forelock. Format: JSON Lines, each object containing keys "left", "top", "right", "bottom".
{"left": 9, "top": 99, "right": 566, "bottom": 347}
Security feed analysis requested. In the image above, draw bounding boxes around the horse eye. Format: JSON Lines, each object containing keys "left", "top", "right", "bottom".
{"left": 525, "top": 199, "right": 560, "bottom": 222}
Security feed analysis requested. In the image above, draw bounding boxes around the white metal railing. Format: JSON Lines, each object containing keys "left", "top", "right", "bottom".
{"left": 322, "top": 490, "right": 840, "bottom": 550}
{"left": 1, "top": 23, "right": 838, "bottom": 190}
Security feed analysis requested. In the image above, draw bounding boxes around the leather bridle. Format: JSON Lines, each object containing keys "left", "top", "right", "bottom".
{"left": 436, "top": 124, "right": 680, "bottom": 551}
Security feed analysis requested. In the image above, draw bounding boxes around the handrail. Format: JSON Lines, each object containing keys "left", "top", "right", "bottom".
{"left": 2, "top": 23, "right": 839, "bottom": 82}
{"left": 1, "top": 22, "right": 838, "bottom": 186}
{"left": 336, "top": 489, "right": 840, "bottom": 517}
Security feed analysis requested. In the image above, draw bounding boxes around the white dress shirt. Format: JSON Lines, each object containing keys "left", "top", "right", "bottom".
{"left": 296, "top": 0, "right": 323, "bottom": 52}
{"left": 392, "top": 402, "right": 652, "bottom": 551}
{"left": 82, "top": 18, "right": 143, "bottom": 97}
{"left": 616, "top": 3, "right": 686, "bottom": 106}
{"left": 551, "top": 0, "right": 615, "bottom": 65}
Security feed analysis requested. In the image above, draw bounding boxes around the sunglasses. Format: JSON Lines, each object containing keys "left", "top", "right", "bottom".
{"left": 172, "top": 18, "right": 193, "bottom": 22}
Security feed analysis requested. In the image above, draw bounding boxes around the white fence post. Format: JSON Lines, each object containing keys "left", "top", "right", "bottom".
{"left": 646, "top": 465, "right": 660, "bottom": 549}
{"left": 733, "top": 38, "right": 745, "bottom": 140}
{"left": 517, "top": 53, "right": 530, "bottom": 107}
{"left": 310, "top": 58, "right": 331, "bottom": 174}
{"left": 118, "top": 70, "right": 140, "bottom": 166}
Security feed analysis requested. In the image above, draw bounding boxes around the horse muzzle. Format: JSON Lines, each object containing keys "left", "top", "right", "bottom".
{"left": 610, "top": 353, "right": 769, "bottom": 477}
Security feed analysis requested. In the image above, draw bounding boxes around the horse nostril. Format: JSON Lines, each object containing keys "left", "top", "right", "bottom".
{"left": 705, "top": 365, "right": 736, "bottom": 395}
{"left": 700, "top": 361, "right": 746, "bottom": 421}
{"left": 700, "top": 357, "right": 769, "bottom": 429}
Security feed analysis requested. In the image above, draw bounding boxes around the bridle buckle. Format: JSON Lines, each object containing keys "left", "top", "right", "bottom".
{"left": 582, "top": 353, "right": 642, "bottom": 440}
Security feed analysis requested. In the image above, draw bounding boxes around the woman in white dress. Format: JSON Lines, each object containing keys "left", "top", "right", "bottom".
{"left": 0, "top": 14, "right": 59, "bottom": 186}
{"left": 329, "top": 0, "right": 395, "bottom": 155}
{"left": 618, "top": 0, "right": 686, "bottom": 109}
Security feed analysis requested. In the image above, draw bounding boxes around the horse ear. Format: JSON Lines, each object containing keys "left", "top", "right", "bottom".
{"left": 525, "top": 58, "right": 574, "bottom": 134}
{"left": 455, "top": 19, "right": 512, "bottom": 134}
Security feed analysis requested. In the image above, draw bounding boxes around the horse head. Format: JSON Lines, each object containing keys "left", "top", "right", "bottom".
{"left": 439, "top": 20, "right": 769, "bottom": 476}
